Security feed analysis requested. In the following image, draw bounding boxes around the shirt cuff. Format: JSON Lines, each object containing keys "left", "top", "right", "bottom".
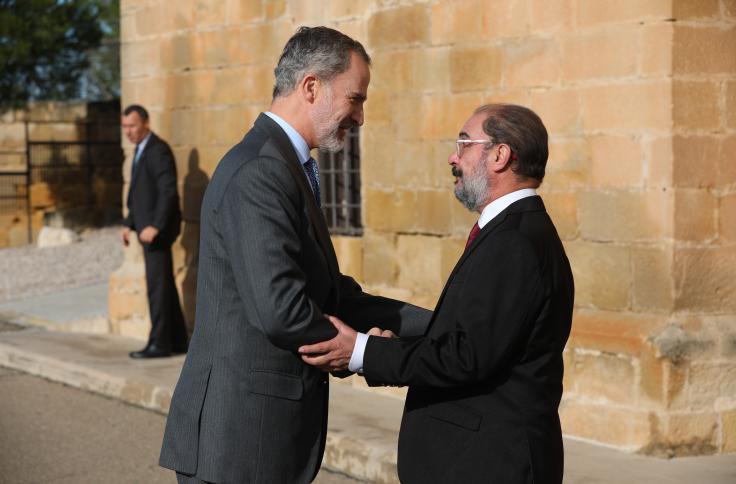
{"left": 348, "top": 332, "right": 369, "bottom": 374}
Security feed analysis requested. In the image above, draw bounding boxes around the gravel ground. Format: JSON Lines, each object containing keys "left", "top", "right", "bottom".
{"left": 0, "top": 226, "right": 123, "bottom": 302}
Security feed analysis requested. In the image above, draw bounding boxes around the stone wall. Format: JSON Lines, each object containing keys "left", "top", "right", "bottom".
{"left": 0, "top": 101, "right": 121, "bottom": 247}
{"left": 115, "top": 0, "right": 736, "bottom": 455}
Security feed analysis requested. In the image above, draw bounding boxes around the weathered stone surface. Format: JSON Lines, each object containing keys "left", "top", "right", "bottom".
{"left": 580, "top": 82, "right": 672, "bottom": 132}
{"left": 562, "top": 26, "right": 639, "bottom": 81}
{"left": 672, "top": 135, "right": 719, "bottom": 189}
{"left": 504, "top": 37, "right": 561, "bottom": 88}
{"left": 396, "top": 234, "right": 445, "bottom": 296}
{"left": 723, "top": 410, "right": 736, "bottom": 453}
{"left": 569, "top": 351, "right": 636, "bottom": 404}
{"left": 674, "top": 247, "right": 736, "bottom": 313}
{"left": 449, "top": 45, "right": 503, "bottom": 92}
{"left": 362, "top": 230, "right": 398, "bottom": 287}
{"left": 650, "top": 324, "right": 716, "bottom": 364}
{"left": 579, "top": 189, "right": 673, "bottom": 242}
{"left": 332, "top": 236, "right": 364, "bottom": 282}
{"left": 430, "top": 0, "right": 481, "bottom": 44}
{"left": 726, "top": 81, "right": 736, "bottom": 129}
{"left": 367, "top": 4, "right": 429, "bottom": 48}
{"left": 539, "top": 190, "right": 578, "bottom": 240}
{"left": 544, "top": 139, "right": 590, "bottom": 188}
{"left": 576, "top": 0, "right": 671, "bottom": 27}
{"left": 673, "top": 0, "right": 721, "bottom": 19}
{"left": 566, "top": 241, "right": 631, "bottom": 311}
{"left": 560, "top": 399, "right": 654, "bottom": 449}
{"left": 647, "top": 412, "right": 719, "bottom": 457}
{"left": 480, "top": 0, "right": 530, "bottom": 38}
{"left": 569, "top": 309, "right": 667, "bottom": 356}
{"left": 588, "top": 134, "right": 645, "bottom": 188}
{"left": 720, "top": 193, "right": 736, "bottom": 243}
{"left": 673, "top": 25, "right": 736, "bottom": 75}
{"left": 631, "top": 246, "right": 674, "bottom": 312}
{"left": 673, "top": 80, "right": 721, "bottom": 131}
{"left": 640, "top": 23, "right": 673, "bottom": 77}
{"left": 530, "top": 0, "right": 572, "bottom": 32}
{"left": 674, "top": 189, "right": 717, "bottom": 242}
{"left": 530, "top": 88, "right": 580, "bottom": 136}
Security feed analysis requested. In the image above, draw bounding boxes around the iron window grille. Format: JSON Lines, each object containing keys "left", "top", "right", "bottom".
{"left": 318, "top": 127, "right": 362, "bottom": 236}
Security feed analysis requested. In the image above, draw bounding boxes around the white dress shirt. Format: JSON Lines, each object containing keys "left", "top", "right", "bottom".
{"left": 347, "top": 188, "right": 538, "bottom": 373}
{"left": 264, "top": 111, "right": 310, "bottom": 164}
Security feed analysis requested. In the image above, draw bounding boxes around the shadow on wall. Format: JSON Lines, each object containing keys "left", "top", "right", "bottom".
{"left": 180, "top": 147, "right": 209, "bottom": 335}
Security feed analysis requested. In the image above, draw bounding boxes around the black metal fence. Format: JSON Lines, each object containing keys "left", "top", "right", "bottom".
{"left": 27, "top": 140, "right": 123, "bottom": 206}
{"left": 0, "top": 138, "right": 123, "bottom": 244}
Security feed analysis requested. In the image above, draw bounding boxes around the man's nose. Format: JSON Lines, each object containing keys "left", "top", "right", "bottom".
{"left": 448, "top": 151, "right": 459, "bottom": 165}
{"left": 354, "top": 107, "right": 364, "bottom": 126}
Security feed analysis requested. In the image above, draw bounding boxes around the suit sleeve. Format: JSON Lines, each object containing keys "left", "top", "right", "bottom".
{"left": 220, "top": 156, "right": 337, "bottom": 351}
{"left": 336, "top": 275, "right": 432, "bottom": 337}
{"left": 363, "top": 231, "right": 544, "bottom": 388}
{"left": 149, "top": 142, "right": 179, "bottom": 231}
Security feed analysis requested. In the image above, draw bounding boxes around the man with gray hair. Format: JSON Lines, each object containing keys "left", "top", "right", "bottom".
{"left": 159, "top": 26, "right": 429, "bottom": 483}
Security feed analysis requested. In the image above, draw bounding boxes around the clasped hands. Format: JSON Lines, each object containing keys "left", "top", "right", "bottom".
{"left": 122, "top": 226, "right": 159, "bottom": 246}
{"left": 298, "top": 315, "right": 395, "bottom": 372}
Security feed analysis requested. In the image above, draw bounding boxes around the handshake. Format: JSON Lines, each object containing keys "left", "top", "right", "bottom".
{"left": 298, "top": 315, "right": 395, "bottom": 372}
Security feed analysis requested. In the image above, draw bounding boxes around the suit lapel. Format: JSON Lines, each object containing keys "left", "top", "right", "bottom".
{"left": 253, "top": 114, "right": 341, "bottom": 290}
{"left": 427, "top": 196, "right": 546, "bottom": 331}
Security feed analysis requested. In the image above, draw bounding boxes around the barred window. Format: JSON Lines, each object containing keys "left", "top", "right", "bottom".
{"left": 318, "top": 127, "right": 362, "bottom": 236}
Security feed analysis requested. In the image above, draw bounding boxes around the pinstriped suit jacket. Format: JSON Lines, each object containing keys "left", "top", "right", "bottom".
{"left": 159, "top": 114, "right": 429, "bottom": 483}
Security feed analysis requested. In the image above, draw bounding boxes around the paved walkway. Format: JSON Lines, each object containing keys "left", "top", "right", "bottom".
{"left": 0, "top": 285, "right": 734, "bottom": 483}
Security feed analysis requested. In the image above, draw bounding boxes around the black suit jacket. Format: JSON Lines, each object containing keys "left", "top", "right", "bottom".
{"left": 159, "top": 114, "right": 430, "bottom": 483}
{"left": 124, "top": 132, "right": 181, "bottom": 245}
{"left": 364, "top": 196, "right": 574, "bottom": 484}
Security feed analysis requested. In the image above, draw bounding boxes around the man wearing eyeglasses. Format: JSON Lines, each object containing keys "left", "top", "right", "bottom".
{"left": 300, "top": 104, "right": 574, "bottom": 484}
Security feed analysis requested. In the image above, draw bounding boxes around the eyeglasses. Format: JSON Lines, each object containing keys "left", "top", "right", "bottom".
{"left": 455, "top": 139, "right": 493, "bottom": 158}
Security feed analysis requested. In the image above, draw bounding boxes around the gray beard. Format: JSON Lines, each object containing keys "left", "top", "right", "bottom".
{"left": 454, "top": 160, "right": 490, "bottom": 212}
{"left": 316, "top": 124, "right": 344, "bottom": 153}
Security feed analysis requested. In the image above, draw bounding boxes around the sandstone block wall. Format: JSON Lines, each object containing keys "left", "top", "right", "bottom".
{"left": 116, "top": 0, "right": 736, "bottom": 455}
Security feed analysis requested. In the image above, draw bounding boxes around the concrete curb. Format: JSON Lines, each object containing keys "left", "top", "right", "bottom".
{"left": 0, "top": 330, "right": 174, "bottom": 414}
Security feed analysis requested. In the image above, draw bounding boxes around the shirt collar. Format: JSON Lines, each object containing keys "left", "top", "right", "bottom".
{"left": 137, "top": 131, "right": 152, "bottom": 153}
{"left": 477, "top": 188, "right": 537, "bottom": 229}
{"left": 264, "top": 111, "right": 311, "bottom": 165}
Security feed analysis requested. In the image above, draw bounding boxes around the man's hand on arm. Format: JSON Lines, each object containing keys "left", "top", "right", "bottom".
{"left": 299, "top": 317, "right": 397, "bottom": 373}
{"left": 122, "top": 227, "right": 130, "bottom": 246}
{"left": 299, "top": 315, "right": 357, "bottom": 372}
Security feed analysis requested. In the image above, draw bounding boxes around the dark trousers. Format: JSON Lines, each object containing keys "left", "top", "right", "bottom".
{"left": 143, "top": 239, "right": 188, "bottom": 350}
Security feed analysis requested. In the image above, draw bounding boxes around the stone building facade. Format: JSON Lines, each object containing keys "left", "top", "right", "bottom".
{"left": 113, "top": 0, "right": 736, "bottom": 455}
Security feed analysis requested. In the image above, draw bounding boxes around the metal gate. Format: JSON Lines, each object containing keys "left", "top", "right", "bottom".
{"left": 0, "top": 138, "right": 123, "bottom": 245}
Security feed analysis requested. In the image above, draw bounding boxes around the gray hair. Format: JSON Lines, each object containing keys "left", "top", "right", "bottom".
{"left": 272, "top": 26, "right": 371, "bottom": 99}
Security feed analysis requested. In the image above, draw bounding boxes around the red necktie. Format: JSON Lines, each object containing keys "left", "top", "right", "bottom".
{"left": 465, "top": 222, "right": 481, "bottom": 250}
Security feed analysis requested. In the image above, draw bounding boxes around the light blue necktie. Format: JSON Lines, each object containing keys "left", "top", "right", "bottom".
{"left": 132, "top": 144, "right": 142, "bottom": 174}
{"left": 303, "top": 157, "right": 321, "bottom": 207}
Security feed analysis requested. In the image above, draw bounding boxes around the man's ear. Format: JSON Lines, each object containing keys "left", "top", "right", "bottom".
{"left": 300, "top": 74, "right": 319, "bottom": 104}
{"left": 492, "top": 144, "right": 513, "bottom": 172}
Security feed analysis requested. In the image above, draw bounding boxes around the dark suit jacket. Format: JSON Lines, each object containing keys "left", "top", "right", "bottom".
{"left": 364, "top": 196, "right": 574, "bottom": 484}
{"left": 159, "top": 114, "right": 429, "bottom": 483}
{"left": 123, "top": 132, "right": 181, "bottom": 245}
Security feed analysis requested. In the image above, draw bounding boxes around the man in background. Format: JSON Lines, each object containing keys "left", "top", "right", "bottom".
{"left": 121, "top": 104, "right": 188, "bottom": 359}
{"left": 301, "top": 104, "right": 575, "bottom": 484}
